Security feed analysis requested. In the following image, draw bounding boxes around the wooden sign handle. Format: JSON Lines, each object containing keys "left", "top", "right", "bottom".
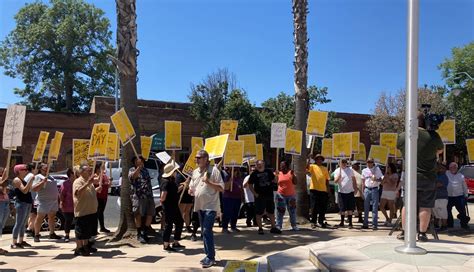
{"left": 230, "top": 167, "right": 234, "bottom": 192}
{"left": 130, "top": 141, "right": 139, "bottom": 158}
{"left": 4, "top": 148, "right": 13, "bottom": 180}
{"left": 275, "top": 148, "right": 280, "bottom": 172}
{"left": 443, "top": 144, "right": 447, "bottom": 163}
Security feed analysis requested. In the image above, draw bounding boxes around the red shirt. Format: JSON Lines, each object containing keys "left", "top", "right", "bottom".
{"left": 95, "top": 174, "right": 110, "bottom": 200}
{"left": 59, "top": 179, "right": 74, "bottom": 213}
{"left": 277, "top": 171, "right": 295, "bottom": 196}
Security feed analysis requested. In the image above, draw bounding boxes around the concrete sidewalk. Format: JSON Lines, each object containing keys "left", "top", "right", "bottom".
{"left": 0, "top": 213, "right": 472, "bottom": 271}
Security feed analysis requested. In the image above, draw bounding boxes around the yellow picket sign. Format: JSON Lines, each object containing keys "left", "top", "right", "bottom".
{"left": 204, "top": 134, "right": 229, "bottom": 160}
{"left": 249, "top": 143, "right": 264, "bottom": 165}
{"left": 224, "top": 260, "right": 258, "bottom": 272}
{"left": 332, "top": 133, "right": 352, "bottom": 159}
{"left": 49, "top": 131, "right": 64, "bottom": 161}
{"left": 88, "top": 123, "right": 110, "bottom": 160}
{"left": 306, "top": 111, "right": 328, "bottom": 137}
{"left": 106, "top": 133, "right": 119, "bottom": 162}
{"left": 224, "top": 140, "right": 244, "bottom": 167}
{"left": 110, "top": 108, "right": 136, "bottom": 146}
{"left": 354, "top": 143, "right": 367, "bottom": 162}
{"left": 191, "top": 137, "right": 204, "bottom": 150}
{"left": 352, "top": 132, "right": 360, "bottom": 154}
{"left": 436, "top": 120, "right": 456, "bottom": 145}
{"left": 165, "top": 121, "right": 182, "bottom": 150}
{"left": 466, "top": 139, "right": 474, "bottom": 164}
{"left": 73, "top": 139, "right": 91, "bottom": 166}
{"left": 380, "top": 133, "right": 398, "bottom": 157}
{"left": 238, "top": 134, "right": 257, "bottom": 158}
{"left": 321, "top": 138, "right": 333, "bottom": 160}
{"left": 32, "top": 131, "right": 49, "bottom": 162}
{"left": 284, "top": 129, "right": 303, "bottom": 156}
{"left": 141, "top": 136, "right": 153, "bottom": 160}
{"left": 368, "top": 145, "right": 389, "bottom": 166}
{"left": 183, "top": 144, "right": 201, "bottom": 176}
{"left": 220, "top": 120, "right": 238, "bottom": 140}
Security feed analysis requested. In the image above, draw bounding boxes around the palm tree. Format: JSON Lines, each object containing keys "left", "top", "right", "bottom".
{"left": 292, "top": 0, "right": 310, "bottom": 220}
{"left": 111, "top": 0, "right": 141, "bottom": 240}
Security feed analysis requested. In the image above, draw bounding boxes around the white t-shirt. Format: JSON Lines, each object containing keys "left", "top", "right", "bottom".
{"left": 189, "top": 166, "right": 224, "bottom": 212}
{"left": 243, "top": 175, "right": 254, "bottom": 203}
{"left": 334, "top": 167, "right": 355, "bottom": 194}
{"left": 362, "top": 166, "right": 383, "bottom": 188}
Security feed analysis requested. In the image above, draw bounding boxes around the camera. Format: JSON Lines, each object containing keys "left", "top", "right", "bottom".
{"left": 421, "top": 104, "right": 444, "bottom": 131}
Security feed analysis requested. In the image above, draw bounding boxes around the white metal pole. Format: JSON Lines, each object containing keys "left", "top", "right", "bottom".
{"left": 395, "top": 0, "right": 426, "bottom": 255}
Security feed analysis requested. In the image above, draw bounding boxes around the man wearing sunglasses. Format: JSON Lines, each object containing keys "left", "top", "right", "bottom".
{"left": 361, "top": 158, "right": 383, "bottom": 230}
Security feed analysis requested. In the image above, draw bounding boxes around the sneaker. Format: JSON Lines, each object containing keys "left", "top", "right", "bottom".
{"left": 10, "top": 243, "right": 23, "bottom": 249}
{"left": 20, "top": 241, "right": 32, "bottom": 247}
{"left": 231, "top": 228, "right": 241, "bottom": 232}
{"left": 85, "top": 243, "right": 98, "bottom": 253}
{"left": 200, "top": 257, "right": 208, "bottom": 264}
{"left": 81, "top": 246, "right": 91, "bottom": 256}
{"left": 320, "top": 222, "right": 330, "bottom": 229}
{"left": 417, "top": 232, "right": 428, "bottom": 242}
{"left": 291, "top": 226, "right": 300, "bottom": 231}
{"left": 270, "top": 227, "right": 282, "bottom": 234}
{"left": 34, "top": 235, "right": 40, "bottom": 242}
{"left": 384, "top": 221, "right": 392, "bottom": 227}
{"left": 172, "top": 242, "right": 185, "bottom": 249}
{"left": 49, "top": 233, "right": 62, "bottom": 239}
{"left": 372, "top": 226, "right": 378, "bottom": 231}
{"left": 137, "top": 235, "right": 147, "bottom": 244}
{"left": 396, "top": 231, "right": 405, "bottom": 240}
{"left": 348, "top": 224, "right": 353, "bottom": 229}
{"left": 190, "top": 234, "right": 197, "bottom": 241}
{"left": 361, "top": 225, "right": 369, "bottom": 230}
{"left": 222, "top": 228, "right": 230, "bottom": 234}
{"left": 64, "top": 235, "right": 70, "bottom": 243}
{"left": 164, "top": 245, "right": 177, "bottom": 252}
{"left": 258, "top": 228, "right": 264, "bottom": 235}
{"left": 186, "top": 226, "right": 193, "bottom": 233}
{"left": 202, "top": 258, "right": 216, "bottom": 268}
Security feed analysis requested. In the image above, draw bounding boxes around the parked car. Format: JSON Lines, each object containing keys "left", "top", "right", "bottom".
{"left": 459, "top": 164, "right": 474, "bottom": 198}
{"left": 105, "top": 157, "right": 161, "bottom": 196}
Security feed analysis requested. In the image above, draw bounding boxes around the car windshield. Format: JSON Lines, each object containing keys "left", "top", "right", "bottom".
{"left": 460, "top": 166, "right": 474, "bottom": 179}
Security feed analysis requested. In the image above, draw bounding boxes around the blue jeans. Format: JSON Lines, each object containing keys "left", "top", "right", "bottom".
{"left": 198, "top": 210, "right": 216, "bottom": 261}
{"left": 275, "top": 193, "right": 297, "bottom": 229}
{"left": 13, "top": 201, "right": 31, "bottom": 240}
{"left": 363, "top": 188, "right": 379, "bottom": 227}
{"left": 0, "top": 201, "right": 10, "bottom": 237}
{"left": 222, "top": 198, "right": 241, "bottom": 230}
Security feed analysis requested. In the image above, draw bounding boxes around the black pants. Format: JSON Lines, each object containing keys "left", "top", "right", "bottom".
{"left": 63, "top": 212, "right": 74, "bottom": 234}
{"left": 163, "top": 206, "right": 184, "bottom": 243}
{"left": 244, "top": 202, "right": 256, "bottom": 225}
{"left": 97, "top": 198, "right": 107, "bottom": 229}
{"left": 310, "top": 190, "right": 328, "bottom": 225}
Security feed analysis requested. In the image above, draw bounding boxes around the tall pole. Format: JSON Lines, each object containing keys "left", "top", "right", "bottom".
{"left": 114, "top": 48, "right": 119, "bottom": 113}
{"left": 395, "top": 0, "right": 426, "bottom": 255}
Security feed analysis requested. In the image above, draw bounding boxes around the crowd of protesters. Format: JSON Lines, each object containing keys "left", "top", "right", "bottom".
{"left": 0, "top": 147, "right": 470, "bottom": 268}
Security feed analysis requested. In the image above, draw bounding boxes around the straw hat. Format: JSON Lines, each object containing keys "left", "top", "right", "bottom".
{"left": 162, "top": 161, "right": 179, "bottom": 178}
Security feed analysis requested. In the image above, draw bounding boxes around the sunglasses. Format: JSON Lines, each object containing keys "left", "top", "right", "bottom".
{"left": 367, "top": 161, "right": 374, "bottom": 163}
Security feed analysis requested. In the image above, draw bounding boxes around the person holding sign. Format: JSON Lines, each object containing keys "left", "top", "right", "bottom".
{"left": 93, "top": 164, "right": 111, "bottom": 233}
{"left": 129, "top": 156, "right": 154, "bottom": 244}
{"left": 73, "top": 162, "right": 99, "bottom": 256}
{"left": 275, "top": 161, "right": 298, "bottom": 231}
{"left": 59, "top": 168, "right": 76, "bottom": 243}
{"left": 446, "top": 162, "right": 469, "bottom": 230}
{"left": 222, "top": 168, "right": 244, "bottom": 233}
{"left": 0, "top": 167, "right": 10, "bottom": 254}
{"left": 397, "top": 112, "right": 444, "bottom": 242}
{"left": 160, "top": 161, "right": 185, "bottom": 252}
{"left": 188, "top": 150, "right": 224, "bottom": 268}
{"left": 334, "top": 159, "right": 358, "bottom": 229}
{"left": 380, "top": 163, "right": 399, "bottom": 227}
{"left": 11, "top": 164, "right": 34, "bottom": 249}
{"left": 307, "top": 154, "right": 331, "bottom": 229}
{"left": 248, "top": 160, "right": 281, "bottom": 235}
{"left": 32, "top": 163, "right": 61, "bottom": 242}
{"left": 361, "top": 158, "right": 383, "bottom": 230}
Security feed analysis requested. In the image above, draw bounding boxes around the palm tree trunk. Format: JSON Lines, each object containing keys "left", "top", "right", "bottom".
{"left": 113, "top": 0, "right": 141, "bottom": 241}
{"left": 292, "top": 0, "right": 310, "bottom": 221}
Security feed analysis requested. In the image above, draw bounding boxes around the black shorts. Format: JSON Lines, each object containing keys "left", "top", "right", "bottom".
{"left": 417, "top": 190, "right": 436, "bottom": 208}
{"left": 255, "top": 195, "right": 275, "bottom": 215}
{"left": 338, "top": 192, "right": 355, "bottom": 212}
{"left": 74, "top": 213, "right": 97, "bottom": 240}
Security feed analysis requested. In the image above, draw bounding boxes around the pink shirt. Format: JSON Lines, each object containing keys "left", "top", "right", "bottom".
{"left": 59, "top": 179, "right": 74, "bottom": 213}
{"left": 278, "top": 171, "right": 295, "bottom": 196}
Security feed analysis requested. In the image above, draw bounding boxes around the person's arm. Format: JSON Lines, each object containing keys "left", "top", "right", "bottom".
{"left": 13, "top": 177, "right": 34, "bottom": 194}
{"left": 334, "top": 168, "right": 341, "bottom": 183}
{"left": 74, "top": 177, "right": 94, "bottom": 197}
{"left": 0, "top": 168, "right": 8, "bottom": 185}
{"left": 205, "top": 168, "right": 224, "bottom": 192}
{"left": 352, "top": 176, "right": 358, "bottom": 194}
{"left": 32, "top": 176, "right": 47, "bottom": 192}
{"left": 249, "top": 183, "right": 258, "bottom": 198}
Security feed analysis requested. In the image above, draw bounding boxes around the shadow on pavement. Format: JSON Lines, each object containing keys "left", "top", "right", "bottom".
{"left": 3, "top": 250, "right": 38, "bottom": 257}
{"left": 132, "top": 255, "right": 163, "bottom": 263}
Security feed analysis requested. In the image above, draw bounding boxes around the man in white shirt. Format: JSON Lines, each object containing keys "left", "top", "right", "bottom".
{"left": 361, "top": 158, "right": 383, "bottom": 230}
{"left": 446, "top": 162, "right": 469, "bottom": 230}
{"left": 334, "top": 159, "right": 358, "bottom": 228}
{"left": 188, "top": 150, "right": 224, "bottom": 268}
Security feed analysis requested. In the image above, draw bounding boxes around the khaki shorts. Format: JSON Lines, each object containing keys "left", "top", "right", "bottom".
{"left": 432, "top": 199, "right": 448, "bottom": 219}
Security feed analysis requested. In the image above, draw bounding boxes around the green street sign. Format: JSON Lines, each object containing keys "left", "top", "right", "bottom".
{"left": 151, "top": 132, "right": 165, "bottom": 151}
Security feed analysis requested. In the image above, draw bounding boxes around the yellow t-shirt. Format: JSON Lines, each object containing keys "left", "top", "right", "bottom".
{"left": 308, "top": 164, "right": 330, "bottom": 191}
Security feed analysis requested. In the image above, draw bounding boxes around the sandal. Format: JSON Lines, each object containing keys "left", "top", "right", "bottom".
{"left": 0, "top": 248, "right": 8, "bottom": 255}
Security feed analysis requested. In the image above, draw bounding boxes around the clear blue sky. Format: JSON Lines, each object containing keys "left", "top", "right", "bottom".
{"left": 1, "top": 0, "right": 473, "bottom": 114}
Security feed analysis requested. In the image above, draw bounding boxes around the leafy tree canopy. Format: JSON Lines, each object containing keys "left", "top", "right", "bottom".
{"left": 0, "top": 0, "right": 115, "bottom": 112}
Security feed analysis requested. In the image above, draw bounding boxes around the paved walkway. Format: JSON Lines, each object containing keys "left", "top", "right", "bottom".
{"left": 0, "top": 212, "right": 472, "bottom": 271}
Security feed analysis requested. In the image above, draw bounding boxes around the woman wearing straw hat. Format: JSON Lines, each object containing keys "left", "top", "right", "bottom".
{"left": 160, "top": 161, "right": 185, "bottom": 251}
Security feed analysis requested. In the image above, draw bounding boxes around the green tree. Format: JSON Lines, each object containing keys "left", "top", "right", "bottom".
{"left": 0, "top": 0, "right": 114, "bottom": 112}
{"left": 439, "top": 42, "right": 474, "bottom": 162}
